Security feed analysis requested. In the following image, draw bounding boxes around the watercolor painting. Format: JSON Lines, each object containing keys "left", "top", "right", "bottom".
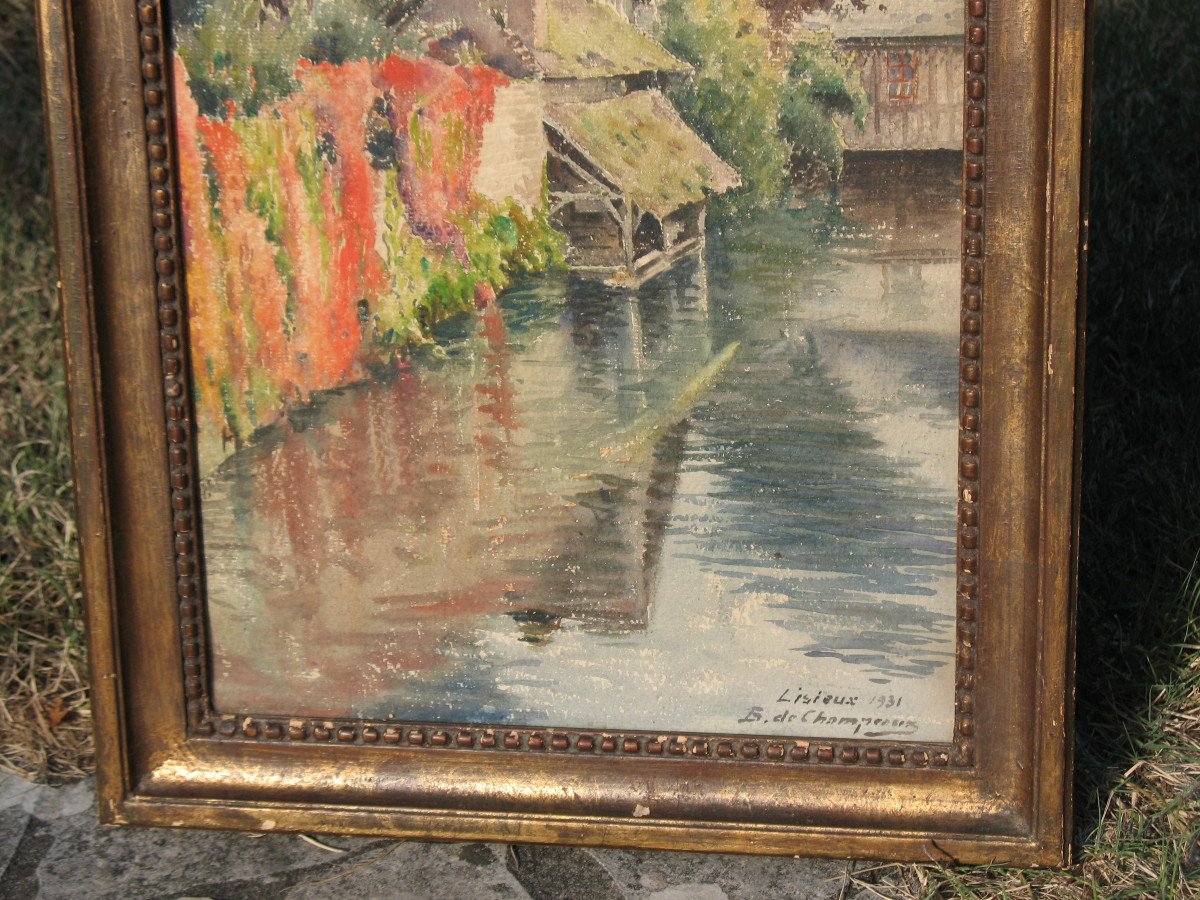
{"left": 171, "top": 0, "right": 965, "bottom": 741}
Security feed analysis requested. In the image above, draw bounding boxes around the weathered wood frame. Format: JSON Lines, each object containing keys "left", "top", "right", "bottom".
{"left": 37, "top": 0, "right": 1090, "bottom": 865}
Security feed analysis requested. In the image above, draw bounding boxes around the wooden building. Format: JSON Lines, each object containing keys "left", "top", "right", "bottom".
{"left": 544, "top": 90, "right": 737, "bottom": 282}
{"left": 801, "top": 1, "right": 963, "bottom": 152}
{"left": 536, "top": 0, "right": 738, "bottom": 284}
{"left": 419, "top": 0, "right": 739, "bottom": 285}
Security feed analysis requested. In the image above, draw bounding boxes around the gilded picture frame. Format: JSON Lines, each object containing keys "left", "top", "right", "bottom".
{"left": 37, "top": 0, "right": 1088, "bottom": 865}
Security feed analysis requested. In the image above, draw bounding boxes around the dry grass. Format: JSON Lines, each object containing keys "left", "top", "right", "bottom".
{"left": 0, "top": 0, "right": 91, "bottom": 781}
{"left": 2, "top": 0, "right": 1200, "bottom": 892}
{"left": 870, "top": 576, "right": 1200, "bottom": 898}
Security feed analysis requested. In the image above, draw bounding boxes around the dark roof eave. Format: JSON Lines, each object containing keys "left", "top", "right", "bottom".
{"left": 541, "top": 65, "right": 693, "bottom": 81}
{"left": 834, "top": 34, "right": 963, "bottom": 46}
{"left": 544, "top": 61, "right": 696, "bottom": 81}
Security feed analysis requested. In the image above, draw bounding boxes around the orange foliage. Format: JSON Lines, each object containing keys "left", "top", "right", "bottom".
{"left": 272, "top": 99, "right": 332, "bottom": 397}
{"left": 294, "top": 60, "right": 385, "bottom": 389}
{"left": 175, "top": 54, "right": 507, "bottom": 446}
{"left": 174, "top": 56, "right": 232, "bottom": 429}
{"left": 197, "top": 112, "right": 294, "bottom": 413}
{"left": 374, "top": 57, "right": 507, "bottom": 249}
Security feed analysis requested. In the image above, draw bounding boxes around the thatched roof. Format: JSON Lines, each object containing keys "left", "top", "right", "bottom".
{"left": 547, "top": 90, "right": 740, "bottom": 218}
{"left": 537, "top": 0, "right": 689, "bottom": 78}
{"left": 802, "top": 0, "right": 963, "bottom": 40}
{"left": 417, "top": 0, "right": 541, "bottom": 77}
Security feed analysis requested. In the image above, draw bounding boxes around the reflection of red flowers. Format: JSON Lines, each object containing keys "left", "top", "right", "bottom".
{"left": 228, "top": 368, "right": 524, "bottom": 716}
{"left": 474, "top": 281, "right": 497, "bottom": 308}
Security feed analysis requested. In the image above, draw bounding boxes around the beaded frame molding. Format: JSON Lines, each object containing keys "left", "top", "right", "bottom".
{"left": 138, "top": 0, "right": 989, "bottom": 770}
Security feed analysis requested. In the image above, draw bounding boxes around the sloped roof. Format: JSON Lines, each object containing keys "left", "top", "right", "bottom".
{"left": 547, "top": 90, "right": 740, "bottom": 218}
{"left": 802, "top": 0, "right": 963, "bottom": 40}
{"left": 537, "top": 0, "right": 689, "bottom": 78}
{"left": 417, "top": 0, "right": 541, "bottom": 77}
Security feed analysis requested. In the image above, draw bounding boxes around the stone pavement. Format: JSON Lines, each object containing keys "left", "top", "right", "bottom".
{"left": 0, "top": 772, "right": 885, "bottom": 899}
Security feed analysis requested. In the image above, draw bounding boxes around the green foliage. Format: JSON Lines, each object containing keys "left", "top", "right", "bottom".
{"left": 495, "top": 198, "right": 567, "bottom": 279}
{"left": 373, "top": 188, "right": 565, "bottom": 351}
{"left": 656, "top": 0, "right": 791, "bottom": 218}
{"left": 303, "top": 0, "right": 425, "bottom": 65}
{"left": 176, "top": 0, "right": 428, "bottom": 117}
{"left": 462, "top": 214, "right": 513, "bottom": 292}
{"left": 176, "top": 0, "right": 305, "bottom": 117}
{"left": 421, "top": 262, "right": 476, "bottom": 326}
{"left": 235, "top": 115, "right": 299, "bottom": 296}
{"left": 374, "top": 174, "right": 433, "bottom": 345}
{"left": 462, "top": 203, "right": 564, "bottom": 288}
{"left": 778, "top": 34, "right": 867, "bottom": 180}
{"left": 657, "top": 0, "right": 871, "bottom": 203}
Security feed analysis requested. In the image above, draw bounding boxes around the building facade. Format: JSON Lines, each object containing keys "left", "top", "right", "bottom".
{"left": 801, "top": 1, "right": 964, "bottom": 153}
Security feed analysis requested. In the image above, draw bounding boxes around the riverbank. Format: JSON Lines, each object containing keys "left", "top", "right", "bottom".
{"left": 171, "top": 49, "right": 566, "bottom": 474}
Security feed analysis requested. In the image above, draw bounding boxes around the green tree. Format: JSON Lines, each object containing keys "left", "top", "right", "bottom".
{"left": 176, "top": 0, "right": 429, "bottom": 117}
{"left": 779, "top": 32, "right": 867, "bottom": 182}
{"left": 657, "top": 0, "right": 791, "bottom": 220}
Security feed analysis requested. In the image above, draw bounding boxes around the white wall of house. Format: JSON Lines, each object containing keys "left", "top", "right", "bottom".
{"left": 840, "top": 39, "right": 962, "bottom": 152}
{"left": 475, "top": 80, "right": 547, "bottom": 209}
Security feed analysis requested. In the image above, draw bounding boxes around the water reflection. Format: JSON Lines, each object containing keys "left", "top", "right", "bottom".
{"left": 202, "top": 154, "right": 961, "bottom": 740}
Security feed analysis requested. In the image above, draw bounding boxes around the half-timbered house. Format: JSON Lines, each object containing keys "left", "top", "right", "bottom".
{"left": 802, "top": 0, "right": 963, "bottom": 152}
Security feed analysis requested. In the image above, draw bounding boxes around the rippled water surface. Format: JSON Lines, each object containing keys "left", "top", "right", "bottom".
{"left": 201, "top": 155, "right": 962, "bottom": 741}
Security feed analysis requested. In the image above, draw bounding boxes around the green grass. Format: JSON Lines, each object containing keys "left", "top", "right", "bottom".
{"left": 2, "top": 0, "right": 1199, "bottom": 891}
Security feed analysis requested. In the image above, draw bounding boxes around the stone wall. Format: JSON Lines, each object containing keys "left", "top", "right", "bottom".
{"left": 475, "top": 80, "right": 547, "bottom": 209}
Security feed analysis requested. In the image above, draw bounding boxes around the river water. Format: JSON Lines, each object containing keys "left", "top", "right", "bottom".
{"left": 201, "top": 153, "right": 962, "bottom": 742}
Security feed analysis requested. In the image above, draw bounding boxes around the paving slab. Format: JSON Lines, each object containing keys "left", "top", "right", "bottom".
{"left": 0, "top": 772, "right": 877, "bottom": 899}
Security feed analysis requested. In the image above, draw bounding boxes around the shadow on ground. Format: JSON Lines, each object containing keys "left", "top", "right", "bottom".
{"left": 1071, "top": 0, "right": 1200, "bottom": 844}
